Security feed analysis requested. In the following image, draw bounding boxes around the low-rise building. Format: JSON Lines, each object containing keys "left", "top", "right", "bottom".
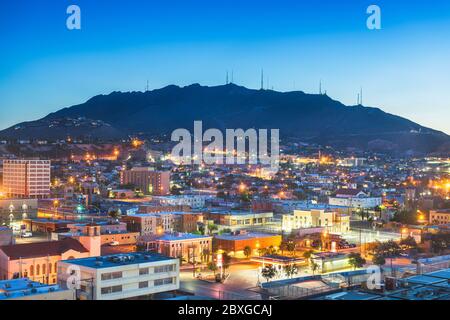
{"left": 311, "top": 252, "right": 351, "bottom": 273}
{"left": 205, "top": 211, "right": 273, "bottom": 231}
{"left": 0, "top": 227, "right": 14, "bottom": 246}
{"left": 214, "top": 231, "right": 282, "bottom": 257}
{"left": 57, "top": 253, "right": 179, "bottom": 300}
{"left": 0, "top": 278, "right": 74, "bottom": 300}
{"left": 152, "top": 195, "right": 210, "bottom": 209}
{"left": 282, "top": 209, "right": 350, "bottom": 233}
{"left": 328, "top": 189, "right": 382, "bottom": 209}
{"left": 144, "top": 233, "right": 212, "bottom": 263}
{"left": 0, "top": 238, "right": 92, "bottom": 283}
{"left": 430, "top": 209, "right": 450, "bottom": 225}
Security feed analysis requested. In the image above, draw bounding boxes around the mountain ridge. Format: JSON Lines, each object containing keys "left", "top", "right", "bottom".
{"left": 1, "top": 83, "right": 449, "bottom": 155}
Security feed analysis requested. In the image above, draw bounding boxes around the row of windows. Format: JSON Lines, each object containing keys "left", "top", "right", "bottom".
{"left": 154, "top": 265, "right": 175, "bottom": 273}
{"left": 101, "top": 271, "right": 122, "bottom": 281}
{"left": 28, "top": 263, "right": 57, "bottom": 277}
{"left": 154, "top": 277, "right": 175, "bottom": 286}
{"left": 431, "top": 215, "right": 449, "bottom": 220}
{"left": 100, "top": 277, "right": 175, "bottom": 295}
{"left": 101, "top": 285, "right": 122, "bottom": 295}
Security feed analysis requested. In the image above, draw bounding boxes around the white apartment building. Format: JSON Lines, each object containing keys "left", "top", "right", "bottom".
{"left": 152, "top": 195, "right": 209, "bottom": 209}
{"left": 328, "top": 189, "right": 382, "bottom": 209}
{"left": 2, "top": 159, "right": 51, "bottom": 198}
{"left": 58, "top": 253, "right": 179, "bottom": 300}
{"left": 282, "top": 209, "right": 350, "bottom": 233}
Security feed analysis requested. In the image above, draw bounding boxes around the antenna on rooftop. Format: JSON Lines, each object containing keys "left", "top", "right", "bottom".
{"left": 231, "top": 70, "right": 234, "bottom": 84}
{"left": 319, "top": 79, "right": 322, "bottom": 95}
{"left": 360, "top": 87, "right": 363, "bottom": 105}
{"left": 226, "top": 71, "right": 229, "bottom": 85}
{"left": 145, "top": 80, "right": 149, "bottom": 92}
{"left": 260, "top": 69, "right": 264, "bottom": 90}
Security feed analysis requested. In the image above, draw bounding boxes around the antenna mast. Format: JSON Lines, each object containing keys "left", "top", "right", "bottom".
{"left": 260, "top": 69, "right": 264, "bottom": 90}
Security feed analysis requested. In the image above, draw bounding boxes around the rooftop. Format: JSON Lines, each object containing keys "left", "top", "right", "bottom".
{"left": 215, "top": 232, "right": 279, "bottom": 241}
{"left": 61, "top": 252, "right": 176, "bottom": 269}
{"left": 0, "top": 278, "right": 66, "bottom": 300}
{"left": 0, "top": 238, "right": 88, "bottom": 260}
{"left": 156, "top": 233, "right": 212, "bottom": 241}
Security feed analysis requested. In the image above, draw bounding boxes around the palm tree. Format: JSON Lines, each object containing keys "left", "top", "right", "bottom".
{"left": 286, "top": 241, "right": 296, "bottom": 257}
{"left": 261, "top": 265, "right": 276, "bottom": 283}
{"left": 222, "top": 252, "right": 232, "bottom": 275}
{"left": 243, "top": 246, "right": 252, "bottom": 259}
{"left": 207, "top": 261, "right": 218, "bottom": 276}
{"left": 108, "top": 209, "right": 120, "bottom": 222}
{"left": 311, "top": 262, "right": 319, "bottom": 275}
{"left": 302, "top": 249, "right": 314, "bottom": 260}
{"left": 283, "top": 264, "right": 299, "bottom": 279}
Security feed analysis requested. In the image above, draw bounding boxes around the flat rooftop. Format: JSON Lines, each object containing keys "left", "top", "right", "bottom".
{"left": 0, "top": 278, "right": 65, "bottom": 300}
{"left": 61, "top": 252, "right": 176, "bottom": 269}
{"left": 156, "top": 233, "right": 212, "bottom": 241}
{"left": 215, "top": 232, "right": 279, "bottom": 241}
{"left": 210, "top": 211, "right": 272, "bottom": 216}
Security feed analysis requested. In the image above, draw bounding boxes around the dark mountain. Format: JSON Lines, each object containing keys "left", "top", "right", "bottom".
{"left": 1, "top": 83, "right": 449, "bottom": 154}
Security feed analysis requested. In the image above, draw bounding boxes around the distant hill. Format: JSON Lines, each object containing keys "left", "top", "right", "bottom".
{"left": 1, "top": 83, "right": 449, "bottom": 155}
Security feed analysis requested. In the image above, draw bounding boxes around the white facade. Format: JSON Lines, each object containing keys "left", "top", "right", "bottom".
{"left": 328, "top": 196, "right": 382, "bottom": 209}
{"left": 153, "top": 195, "right": 208, "bottom": 209}
{"left": 282, "top": 209, "right": 350, "bottom": 233}
{"left": 58, "top": 253, "right": 179, "bottom": 300}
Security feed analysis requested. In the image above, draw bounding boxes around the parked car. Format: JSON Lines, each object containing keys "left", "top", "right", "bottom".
{"left": 109, "top": 241, "right": 120, "bottom": 246}
{"left": 22, "top": 232, "right": 33, "bottom": 238}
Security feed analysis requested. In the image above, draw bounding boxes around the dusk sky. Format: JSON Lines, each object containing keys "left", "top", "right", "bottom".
{"left": 1, "top": 0, "right": 450, "bottom": 134}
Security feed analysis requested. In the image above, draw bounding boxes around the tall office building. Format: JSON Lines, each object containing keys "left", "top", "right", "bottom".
{"left": 2, "top": 159, "right": 51, "bottom": 198}
{"left": 120, "top": 167, "right": 170, "bottom": 196}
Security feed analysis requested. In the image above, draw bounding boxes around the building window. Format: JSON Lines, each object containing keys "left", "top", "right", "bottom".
{"left": 154, "top": 265, "right": 175, "bottom": 273}
{"left": 139, "top": 268, "right": 149, "bottom": 275}
{"left": 139, "top": 281, "right": 149, "bottom": 289}
{"left": 101, "top": 285, "right": 122, "bottom": 295}
{"left": 154, "top": 277, "right": 174, "bottom": 286}
{"left": 101, "top": 271, "right": 123, "bottom": 281}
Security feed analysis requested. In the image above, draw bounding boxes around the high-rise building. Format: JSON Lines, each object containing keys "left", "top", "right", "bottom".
{"left": 2, "top": 159, "right": 51, "bottom": 198}
{"left": 120, "top": 167, "right": 170, "bottom": 195}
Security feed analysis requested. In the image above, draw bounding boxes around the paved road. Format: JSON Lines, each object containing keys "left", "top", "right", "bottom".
{"left": 180, "top": 262, "right": 263, "bottom": 300}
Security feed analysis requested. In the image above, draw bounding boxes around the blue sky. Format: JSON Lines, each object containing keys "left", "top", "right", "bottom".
{"left": 1, "top": 0, "right": 450, "bottom": 134}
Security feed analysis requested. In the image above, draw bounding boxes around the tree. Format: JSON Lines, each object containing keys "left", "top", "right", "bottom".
{"left": 257, "top": 248, "right": 265, "bottom": 257}
{"left": 207, "top": 261, "right": 218, "bottom": 276}
{"left": 372, "top": 240, "right": 401, "bottom": 258}
{"left": 261, "top": 265, "right": 276, "bottom": 282}
{"left": 302, "top": 250, "right": 314, "bottom": 260}
{"left": 286, "top": 241, "right": 296, "bottom": 257}
{"left": 428, "top": 233, "right": 450, "bottom": 254}
{"left": 311, "top": 262, "right": 319, "bottom": 275}
{"left": 392, "top": 209, "right": 417, "bottom": 225}
{"left": 108, "top": 209, "right": 120, "bottom": 221}
{"left": 243, "top": 246, "right": 252, "bottom": 259}
{"left": 207, "top": 224, "right": 218, "bottom": 235}
{"left": 264, "top": 245, "right": 277, "bottom": 256}
{"left": 372, "top": 254, "right": 386, "bottom": 270}
{"left": 348, "top": 253, "right": 366, "bottom": 270}
{"left": 222, "top": 252, "right": 232, "bottom": 274}
{"left": 400, "top": 236, "right": 417, "bottom": 249}
{"left": 283, "top": 264, "right": 299, "bottom": 279}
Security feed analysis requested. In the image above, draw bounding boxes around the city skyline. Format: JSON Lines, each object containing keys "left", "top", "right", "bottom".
{"left": 1, "top": 0, "right": 450, "bottom": 134}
